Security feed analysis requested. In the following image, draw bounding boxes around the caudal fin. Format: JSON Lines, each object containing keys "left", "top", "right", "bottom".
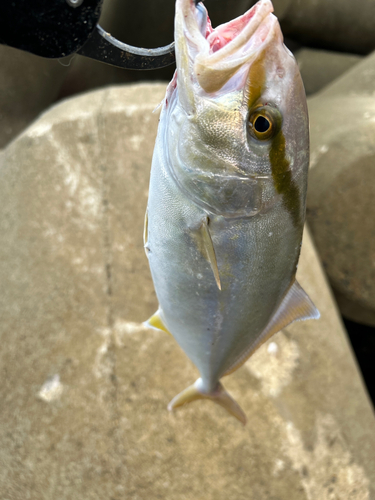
{"left": 168, "top": 378, "right": 247, "bottom": 425}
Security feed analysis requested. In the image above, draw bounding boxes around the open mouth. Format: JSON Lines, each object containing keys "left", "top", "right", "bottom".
{"left": 176, "top": 0, "right": 278, "bottom": 93}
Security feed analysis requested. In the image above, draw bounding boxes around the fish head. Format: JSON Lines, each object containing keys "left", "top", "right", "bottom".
{"left": 169, "top": 0, "right": 308, "bottom": 221}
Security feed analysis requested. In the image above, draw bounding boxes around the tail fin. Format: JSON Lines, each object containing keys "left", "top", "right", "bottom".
{"left": 168, "top": 378, "right": 247, "bottom": 425}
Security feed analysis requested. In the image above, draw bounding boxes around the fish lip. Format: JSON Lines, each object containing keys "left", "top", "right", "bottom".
{"left": 202, "top": 0, "right": 274, "bottom": 62}
{"left": 176, "top": 0, "right": 277, "bottom": 92}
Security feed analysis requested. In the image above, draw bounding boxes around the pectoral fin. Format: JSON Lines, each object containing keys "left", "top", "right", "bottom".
{"left": 200, "top": 217, "right": 221, "bottom": 291}
{"left": 143, "top": 209, "right": 150, "bottom": 256}
{"left": 225, "top": 280, "right": 320, "bottom": 375}
{"left": 144, "top": 309, "right": 171, "bottom": 335}
{"left": 168, "top": 378, "right": 246, "bottom": 425}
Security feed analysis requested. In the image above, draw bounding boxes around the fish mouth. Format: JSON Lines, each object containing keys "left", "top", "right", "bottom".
{"left": 175, "top": 0, "right": 280, "bottom": 94}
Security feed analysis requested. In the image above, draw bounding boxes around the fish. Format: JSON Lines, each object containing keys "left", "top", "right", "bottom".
{"left": 144, "top": 0, "right": 319, "bottom": 425}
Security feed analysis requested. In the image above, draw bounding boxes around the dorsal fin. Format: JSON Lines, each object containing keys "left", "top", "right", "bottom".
{"left": 144, "top": 309, "right": 172, "bottom": 335}
{"left": 225, "top": 280, "right": 320, "bottom": 376}
{"left": 200, "top": 217, "right": 221, "bottom": 290}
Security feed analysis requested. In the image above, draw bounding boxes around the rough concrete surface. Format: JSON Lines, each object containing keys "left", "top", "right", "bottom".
{"left": 0, "top": 45, "right": 69, "bottom": 149}
{"left": 249, "top": 0, "right": 375, "bottom": 54}
{"left": 307, "top": 50, "right": 375, "bottom": 326}
{"left": 295, "top": 49, "right": 361, "bottom": 96}
{"left": 0, "top": 84, "right": 374, "bottom": 499}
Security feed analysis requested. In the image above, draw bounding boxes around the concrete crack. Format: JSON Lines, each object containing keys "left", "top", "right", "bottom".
{"left": 96, "top": 89, "right": 125, "bottom": 495}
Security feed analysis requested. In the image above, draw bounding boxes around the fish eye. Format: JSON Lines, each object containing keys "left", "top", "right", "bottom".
{"left": 254, "top": 116, "right": 271, "bottom": 133}
{"left": 247, "top": 104, "right": 282, "bottom": 142}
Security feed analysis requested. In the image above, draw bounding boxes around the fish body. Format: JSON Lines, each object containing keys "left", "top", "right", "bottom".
{"left": 145, "top": 0, "right": 319, "bottom": 423}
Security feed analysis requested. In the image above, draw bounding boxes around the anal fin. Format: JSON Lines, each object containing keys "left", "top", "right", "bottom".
{"left": 144, "top": 308, "right": 172, "bottom": 335}
{"left": 225, "top": 280, "right": 320, "bottom": 376}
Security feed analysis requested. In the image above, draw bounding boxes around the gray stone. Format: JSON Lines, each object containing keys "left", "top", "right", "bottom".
{"left": 1, "top": 84, "right": 374, "bottom": 499}
{"left": 0, "top": 45, "right": 69, "bottom": 148}
{"left": 249, "top": 0, "right": 375, "bottom": 54}
{"left": 307, "top": 51, "right": 375, "bottom": 326}
{"left": 295, "top": 48, "right": 361, "bottom": 96}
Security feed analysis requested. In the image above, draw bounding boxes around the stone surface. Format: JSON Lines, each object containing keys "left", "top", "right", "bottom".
{"left": 295, "top": 49, "right": 361, "bottom": 96}
{"left": 1, "top": 84, "right": 375, "bottom": 499}
{"left": 249, "top": 0, "right": 375, "bottom": 54}
{"left": 0, "top": 45, "right": 69, "bottom": 148}
{"left": 307, "top": 51, "right": 375, "bottom": 326}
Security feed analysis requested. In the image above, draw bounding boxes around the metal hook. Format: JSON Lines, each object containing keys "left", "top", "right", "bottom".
{"left": 78, "top": 25, "right": 176, "bottom": 70}
{"left": 77, "top": 0, "right": 204, "bottom": 70}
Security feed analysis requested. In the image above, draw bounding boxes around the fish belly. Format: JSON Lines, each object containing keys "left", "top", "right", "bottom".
{"left": 146, "top": 130, "right": 302, "bottom": 392}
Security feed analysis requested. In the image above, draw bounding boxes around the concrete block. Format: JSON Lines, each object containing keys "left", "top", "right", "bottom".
{"left": 307, "top": 51, "right": 375, "bottom": 325}
{"left": 0, "top": 83, "right": 374, "bottom": 499}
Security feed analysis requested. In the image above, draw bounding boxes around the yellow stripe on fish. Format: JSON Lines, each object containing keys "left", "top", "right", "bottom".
{"left": 270, "top": 131, "right": 302, "bottom": 228}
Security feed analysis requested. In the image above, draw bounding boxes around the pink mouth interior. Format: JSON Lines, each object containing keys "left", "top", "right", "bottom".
{"left": 204, "top": 5, "right": 258, "bottom": 53}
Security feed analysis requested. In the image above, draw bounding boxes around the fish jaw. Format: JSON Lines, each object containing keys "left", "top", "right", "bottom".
{"left": 175, "top": 0, "right": 282, "bottom": 104}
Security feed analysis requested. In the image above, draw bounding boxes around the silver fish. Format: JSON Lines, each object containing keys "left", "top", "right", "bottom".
{"left": 144, "top": 0, "right": 319, "bottom": 424}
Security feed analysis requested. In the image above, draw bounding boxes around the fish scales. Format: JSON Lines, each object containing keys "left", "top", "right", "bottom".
{"left": 144, "top": 0, "right": 319, "bottom": 424}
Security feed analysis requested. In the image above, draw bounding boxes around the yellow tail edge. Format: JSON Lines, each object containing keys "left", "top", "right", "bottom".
{"left": 168, "top": 379, "right": 247, "bottom": 425}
